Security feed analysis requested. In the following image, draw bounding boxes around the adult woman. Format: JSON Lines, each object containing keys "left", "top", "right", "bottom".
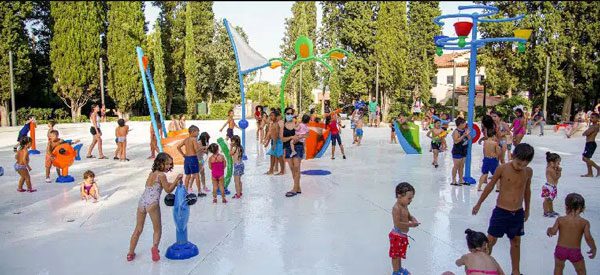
{"left": 281, "top": 107, "right": 305, "bottom": 197}
{"left": 86, "top": 104, "right": 106, "bottom": 159}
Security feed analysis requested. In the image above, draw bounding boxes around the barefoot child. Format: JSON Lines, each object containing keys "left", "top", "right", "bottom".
{"left": 451, "top": 117, "right": 470, "bottom": 186}
{"left": 220, "top": 109, "right": 240, "bottom": 141}
{"left": 14, "top": 115, "right": 35, "bottom": 152}
{"left": 472, "top": 143, "right": 534, "bottom": 275}
{"left": 355, "top": 113, "right": 364, "bottom": 146}
{"left": 390, "top": 118, "right": 397, "bottom": 144}
{"left": 389, "top": 182, "right": 419, "bottom": 275}
{"left": 168, "top": 114, "right": 180, "bottom": 132}
{"left": 208, "top": 143, "right": 227, "bottom": 203}
{"left": 427, "top": 120, "right": 444, "bottom": 168}
{"left": 327, "top": 113, "right": 346, "bottom": 160}
{"left": 290, "top": 114, "right": 309, "bottom": 157}
{"left": 454, "top": 229, "right": 505, "bottom": 275}
{"left": 264, "top": 110, "right": 284, "bottom": 175}
{"left": 127, "top": 153, "right": 182, "bottom": 262}
{"left": 176, "top": 125, "right": 202, "bottom": 195}
{"left": 197, "top": 132, "right": 211, "bottom": 195}
{"left": 477, "top": 130, "right": 500, "bottom": 191}
{"left": 178, "top": 114, "right": 187, "bottom": 130}
{"left": 542, "top": 152, "right": 562, "bottom": 217}
{"left": 80, "top": 170, "right": 100, "bottom": 202}
{"left": 15, "top": 137, "right": 36, "bottom": 193}
{"left": 148, "top": 120, "right": 163, "bottom": 159}
{"left": 580, "top": 112, "right": 599, "bottom": 177}
{"left": 547, "top": 193, "right": 596, "bottom": 275}
{"left": 115, "top": 119, "right": 130, "bottom": 161}
{"left": 230, "top": 135, "right": 244, "bottom": 199}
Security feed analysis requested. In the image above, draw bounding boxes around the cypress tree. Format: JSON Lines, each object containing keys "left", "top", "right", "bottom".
{"left": 50, "top": 2, "right": 103, "bottom": 121}
{"left": 184, "top": 2, "right": 213, "bottom": 115}
{"left": 150, "top": 20, "right": 168, "bottom": 111}
{"left": 0, "top": 2, "right": 33, "bottom": 126}
{"left": 106, "top": 1, "right": 145, "bottom": 118}
{"left": 317, "top": 1, "right": 343, "bottom": 109}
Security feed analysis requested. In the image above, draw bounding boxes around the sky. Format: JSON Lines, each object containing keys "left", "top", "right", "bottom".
{"left": 143, "top": 1, "right": 474, "bottom": 84}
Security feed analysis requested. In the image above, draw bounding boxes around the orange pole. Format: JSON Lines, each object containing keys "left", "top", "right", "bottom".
{"left": 29, "top": 121, "right": 36, "bottom": 150}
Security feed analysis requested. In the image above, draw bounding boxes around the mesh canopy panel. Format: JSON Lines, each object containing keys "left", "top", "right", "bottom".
{"left": 226, "top": 20, "right": 268, "bottom": 72}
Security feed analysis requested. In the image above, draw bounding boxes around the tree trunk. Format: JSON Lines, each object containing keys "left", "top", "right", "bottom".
{"left": 166, "top": 92, "right": 173, "bottom": 115}
{"left": 0, "top": 101, "right": 9, "bottom": 127}
{"left": 561, "top": 95, "right": 572, "bottom": 121}
{"left": 70, "top": 99, "right": 82, "bottom": 122}
{"left": 507, "top": 88, "right": 512, "bottom": 98}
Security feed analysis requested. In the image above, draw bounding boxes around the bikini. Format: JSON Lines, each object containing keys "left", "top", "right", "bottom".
{"left": 138, "top": 176, "right": 163, "bottom": 211}
{"left": 83, "top": 184, "right": 93, "bottom": 195}
{"left": 211, "top": 159, "right": 225, "bottom": 180}
{"left": 14, "top": 163, "right": 27, "bottom": 171}
{"left": 116, "top": 136, "right": 126, "bottom": 143}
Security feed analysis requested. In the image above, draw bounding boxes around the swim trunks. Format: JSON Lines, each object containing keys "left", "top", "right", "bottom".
{"left": 233, "top": 162, "right": 245, "bottom": 176}
{"left": 554, "top": 245, "right": 583, "bottom": 263}
{"left": 487, "top": 207, "right": 525, "bottom": 239}
{"left": 331, "top": 133, "right": 342, "bottom": 146}
{"left": 227, "top": 128, "right": 234, "bottom": 139}
{"left": 389, "top": 228, "right": 409, "bottom": 259}
{"left": 541, "top": 182, "right": 557, "bottom": 201}
{"left": 267, "top": 139, "right": 284, "bottom": 157}
{"left": 356, "top": 128, "right": 363, "bottom": 137}
{"left": 481, "top": 157, "right": 499, "bottom": 175}
{"left": 184, "top": 155, "right": 200, "bottom": 175}
{"left": 583, "top": 141, "right": 596, "bottom": 159}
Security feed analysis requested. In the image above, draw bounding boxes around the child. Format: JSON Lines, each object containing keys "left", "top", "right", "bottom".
{"left": 14, "top": 115, "right": 35, "bottom": 152}
{"left": 45, "top": 130, "right": 63, "bottom": 182}
{"left": 230, "top": 135, "right": 244, "bottom": 199}
{"left": 290, "top": 114, "right": 309, "bottom": 157}
{"left": 177, "top": 125, "right": 201, "bottom": 195}
{"left": 390, "top": 118, "right": 397, "bottom": 144}
{"left": 327, "top": 113, "right": 346, "bottom": 160}
{"left": 208, "top": 143, "right": 227, "bottom": 203}
{"left": 427, "top": 120, "right": 444, "bottom": 168}
{"left": 15, "top": 137, "right": 36, "bottom": 193}
{"left": 264, "top": 110, "right": 284, "bottom": 175}
{"left": 451, "top": 117, "right": 470, "bottom": 186}
{"left": 477, "top": 130, "right": 500, "bottom": 192}
{"left": 511, "top": 108, "right": 526, "bottom": 146}
{"left": 80, "top": 170, "right": 100, "bottom": 202}
{"left": 179, "top": 115, "right": 187, "bottom": 130}
{"left": 389, "top": 182, "right": 419, "bottom": 275}
{"left": 543, "top": 152, "right": 562, "bottom": 217}
{"left": 197, "top": 132, "right": 211, "bottom": 194}
{"left": 472, "top": 143, "right": 534, "bottom": 275}
{"left": 47, "top": 120, "right": 57, "bottom": 140}
{"left": 453, "top": 229, "right": 505, "bottom": 275}
{"left": 127, "top": 153, "right": 182, "bottom": 262}
{"left": 148, "top": 120, "right": 163, "bottom": 159}
{"left": 115, "top": 119, "right": 130, "bottom": 161}
{"left": 220, "top": 109, "right": 240, "bottom": 141}
{"left": 547, "top": 193, "right": 596, "bottom": 275}
{"left": 580, "top": 112, "right": 599, "bottom": 177}
{"left": 168, "top": 114, "right": 180, "bottom": 132}
{"left": 355, "top": 113, "right": 364, "bottom": 146}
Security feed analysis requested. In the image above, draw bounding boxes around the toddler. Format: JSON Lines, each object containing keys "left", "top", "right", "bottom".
{"left": 114, "top": 119, "right": 130, "bottom": 161}
{"left": 290, "top": 114, "right": 309, "bottom": 157}
{"left": 389, "top": 182, "right": 419, "bottom": 275}
{"left": 477, "top": 130, "right": 500, "bottom": 191}
{"left": 453, "top": 229, "right": 504, "bottom": 275}
{"left": 542, "top": 152, "right": 561, "bottom": 217}
{"left": 127, "top": 153, "right": 182, "bottom": 262}
{"left": 547, "top": 193, "right": 596, "bottom": 274}
{"left": 427, "top": 120, "right": 444, "bottom": 168}
{"left": 15, "top": 137, "right": 36, "bottom": 192}
{"left": 80, "top": 170, "right": 100, "bottom": 202}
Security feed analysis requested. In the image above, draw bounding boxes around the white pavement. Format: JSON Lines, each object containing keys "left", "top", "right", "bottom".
{"left": 0, "top": 120, "right": 598, "bottom": 275}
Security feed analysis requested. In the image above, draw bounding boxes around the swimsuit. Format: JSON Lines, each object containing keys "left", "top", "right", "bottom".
{"left": 233, "top": 162, "right": 245, "bottom": 176}
{"left": 184, "top": 156, "right": 200, "bottom": 175}
{"left": 452, "top": 129, "right": 469, "bottom": 159}
{"left": 116, "top": 136, "right": 126, "bottom": 143}
{"left": 329, "top": 120, "right": 342, "bottom": 146}
{"left": 513, "top": 118, "right": 525, "bottom": 136}
{"left": 267, "top": 139, "right": 284, "bottom": 157}
{"left": 283, "top": 126, "right": 302, "bottom": 159}
{"left": 138, "top": 178, "right": 162, "bottom": 211}
{"left": 583, "top": 141, "right": 597, "bottom": 159}
{"left": 554, "top": 245, "right": 583, "bottom": 263}
{"left": 481, "top": 157, "right": 499, "bottom": 175}
{"left": 226, "top": 128, "right": 234, "bottom": 139}
{"left": 388, "top": 227, "right": 409, "bottom": 259}
{"left": 211, "top": 160, "right": 225, "bottom": 180}
{"left": 83, "top": 184, "right": 94, "bottom": 195}
{"left": 355, "top": 128, "right": 363, "bottom": 137}
{"left": 541, "top": 182, "right": 557, "bottom": 201}
{"left": 14, "top": 163, "right": 27, "bottom": 171}
{"left": 487, "top": 207, "right": 525, "bottom": 239}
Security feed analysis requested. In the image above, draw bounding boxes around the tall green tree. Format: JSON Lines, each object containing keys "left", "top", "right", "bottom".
{"left": 50, "top": 1, "right": 103, "bottom": 121}
{"left": 184, "top": 2, "right": 213, "bottom": 114}
{"left": 374, "top": 1, "right": 409, "bottom": 118}
{"left": 280, "top": 1, "right": 318, "bottom": 112}
{"left": 106, "top": 1, "right": 145, "bottom": 118}
{"left": 148, "top": 19, "right": 168, "bottom": 111}
{"left": 211, "top": 20, "right": 249, "bottom": 104}
{"left": 407, "top": 1, "right": 441, "bottom": 103}
{"left": 317, "top": 1, "right": 343, "bottom": 109}
{"left": 0, "top": 2, "right": 33, "bottom": 126}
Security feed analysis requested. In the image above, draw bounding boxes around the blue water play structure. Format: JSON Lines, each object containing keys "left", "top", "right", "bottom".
{"left": 164, "top": 182, "right": 199, "bottom": 260}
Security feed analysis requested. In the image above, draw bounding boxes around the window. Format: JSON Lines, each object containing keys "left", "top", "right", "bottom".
{"left": 461, "top": 76, "right": 468, "bottom": 86}
{"left": 446, "top": 76, "right": 454, "bottom": 85}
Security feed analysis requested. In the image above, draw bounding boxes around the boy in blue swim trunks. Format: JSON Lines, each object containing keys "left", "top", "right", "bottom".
{"left": 220, "top": 109, "right": 240, "bottom": 141}
{"left": 354, "top": 113, "right": 364, "bottom": 146}
{"left": 472, "top": 143, "right": 534, "bottom": 275}
{"left": 177, "top": 125, "right": 206, "bottom": 196}
{"left": 477, "top": 129, "right": 500, "bottom": 191}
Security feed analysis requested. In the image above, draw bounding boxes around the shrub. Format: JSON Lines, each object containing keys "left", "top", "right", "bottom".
{"left": 17, "top": 107, "right": 53, "bottom": 124}
{"left": 493, "top": 96, "right": 531, "bottom": 121}
{"left": 208, "top": 102, "right": 234, "bottom": 120}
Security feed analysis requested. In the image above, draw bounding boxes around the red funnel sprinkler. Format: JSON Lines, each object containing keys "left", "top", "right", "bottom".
{"left": 454, "top": 21, "right": 473, "bottom": 48}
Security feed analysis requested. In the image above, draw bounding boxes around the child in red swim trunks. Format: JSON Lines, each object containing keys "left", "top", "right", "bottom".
{"left": 547, "top": 193, "right": 596, "bottom": 275}
{"left": 389, "top": 182, "right": 419, "bottom": 275}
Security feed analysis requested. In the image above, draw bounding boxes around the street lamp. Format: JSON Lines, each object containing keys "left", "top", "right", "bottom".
{"left": 434, "top": 4, "right": 531, "bottom": 185}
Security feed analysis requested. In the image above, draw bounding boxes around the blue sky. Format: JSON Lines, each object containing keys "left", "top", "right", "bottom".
{"left": 143, "top": 1, "right": 474, "bottom": 84}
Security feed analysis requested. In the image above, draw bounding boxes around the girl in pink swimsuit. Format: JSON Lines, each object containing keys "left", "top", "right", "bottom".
{"left": 450, "top": 229, "right": 504, "bottom": 275}
{"left": 208, "top": 143, "right": 227, "bottom": 204}
{"left": 511, "top": 108, "right": 526, "bottom": 146}
{"left": 127, "top": 153, "right": 182, "bottom": 263}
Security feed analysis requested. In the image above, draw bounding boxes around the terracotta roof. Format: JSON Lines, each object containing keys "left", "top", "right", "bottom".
{"left": 434, "top": 51, "right": 469, "bottom": 68}
{"left": 454, "top": 85, "right": 484, "bottom": 93}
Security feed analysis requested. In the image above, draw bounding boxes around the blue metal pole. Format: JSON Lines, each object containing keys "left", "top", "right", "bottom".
{"left": 223, "top": 19, "right": 248, "bottom": 160}
{"left": 146, "top": 68, "right": 168, "bottom": 138}
{"left": 136, "top": 47, "right": 163, "bottom": 152}
{"left": 463, "top": 17, "right": 479, "bottom": 185}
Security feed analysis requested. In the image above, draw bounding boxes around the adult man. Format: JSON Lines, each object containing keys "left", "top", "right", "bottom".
{"left": 368, "top": 96, "right": 378, "bottom": 127}
{"left": 531, "top": 106, "right": 545, "bottom": 136}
